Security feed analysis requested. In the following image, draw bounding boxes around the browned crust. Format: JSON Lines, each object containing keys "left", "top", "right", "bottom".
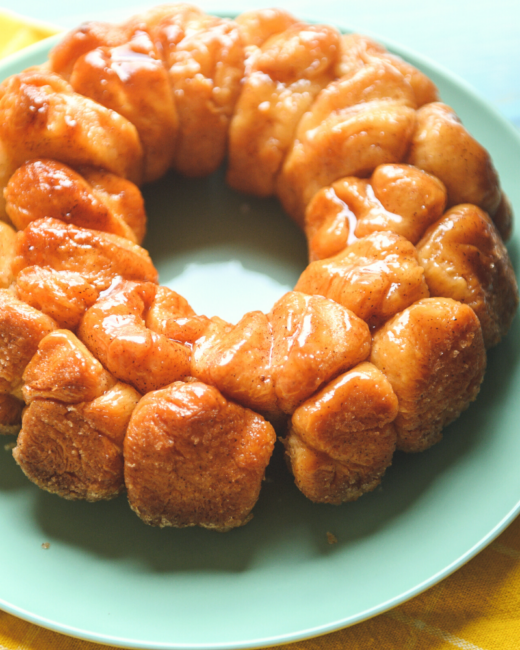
{"left": 124, "top": 381, "right": 276, "bottom": 531}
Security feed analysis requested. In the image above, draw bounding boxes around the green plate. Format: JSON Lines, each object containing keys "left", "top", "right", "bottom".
{"left": 1, "top": 25, "right": 520, "bottom": 650}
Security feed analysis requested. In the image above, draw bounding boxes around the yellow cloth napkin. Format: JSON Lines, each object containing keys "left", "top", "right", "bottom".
{"left": 1, "top": 10, "right": 520, "bottom": 650}
{"left": 0, "top": 9, "right": 60, "bottom": 58}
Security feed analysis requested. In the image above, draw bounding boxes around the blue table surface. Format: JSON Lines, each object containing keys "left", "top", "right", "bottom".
{"left": 1, "top": 0, "right": 519, "bottom": 131}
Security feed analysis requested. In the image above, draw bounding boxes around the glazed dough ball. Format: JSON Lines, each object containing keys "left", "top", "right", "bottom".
{"left": 268, "top": 291, "right": 371, "bottom": 414}
{"left": 145, "top": 285, "right": 212, "bottom": 346}
{"left": 124, "top": 381, "right": 276, "bottom": 531}
{"left": 0, "top": 289, "right": 56, "bottom": 399}
{"left": 14, "top": 383, "right": 140, "bottom": 501}
{"left": 407, "top": 102, "right": 512, "bottom": 239}
{"left": 0, "top": 139, "right": 15, "bottom": 221}
{"left": 5, "top": 160, "right": 146, "bottom": 243}
{"left": 15, "top": 268, "right": 99, "bottom": 331}
{"left": 78, "top": 279, "right": 191, "bottom": 394}
{"left": 0, "top": 221, "right": 16, "bottom": 288}
{"left": 277, "top": 60, "right": 417, "bottom": 223}
{"left": 192, "top": 291, "right": 371, "bottom": 423}
{"left": 0, "top": 70, "right": 143, "bottom": 185}
{"left": 417, "top": 204, "right": 519, "bottom": 348}
{"left": 49, "top": 20, "right": 134, "bottom": 79}
{"left": 336, "top": 33, "right": 439, "bottom": 107}
{"left": 69, "top": 30, "right": 178, "bottom": 183}
{"left": 22, "top": 329, "right": 115, "bottom": 404}
{"left": 227, "top": 22, "right": 340, "bottom": 196}
{"left": 137, "top": 5, "right": 244, "bottom": 177}
{"left": 14, "top": 329, "right": 140, "bottom": 499}
{"left": 368, "top": 164, "right": 447, "bottom": 242}
{"left": 284, "top": 361, "right": 398, "bottom": 503}
{"left": 295, "top": 231, "right": 429, "bottom": 329}
{"left": 12, "top": 217, "right": 158, "bottom": 291}
{"left": 305, "top": 163, "right": 447, "bottom": 261}
{"left": 370, "top": 297, "right": 486, "bottom": 452}
{"left": 79, "top": 167, "right": 147, "bottom": 245}
{"left": 191, "top": 311, "right": 277, "bottom": 421}
{"left": 235, "top": 7, "right": 297, "bottom": 51}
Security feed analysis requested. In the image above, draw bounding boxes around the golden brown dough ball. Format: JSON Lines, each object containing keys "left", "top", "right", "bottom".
{"left": 22, "top": 329, "right": 115, "bottom": 404}
{"left": 0, "top": 289, "right": 56, "bottom": 399}
{"left": 235, "top": 8, "right": 297, "bottom": 51}
{"left": 368, "top": 164, "right": 447, "bottom": 241}
{"left": 124, "top": 380, "right": 276, "bottom": 531}
{"left": 78, "top": 167, "right": 147, "bottom": 245}
{"left": 192, "top": 291, "right": 371, "bottom": 424}
{"left": 0, "top": 221, "right": 16, "bottom": 288}
{"left": 268, "top": 291, "right": 371, "bottom": 414}
{"left": 417, "top": 204, "right": 519, "bottom": 348}
{"left": 305, "top": 164, "right": 447, "bottom": 261}
{"left": 191, "top": 310, "right": 277, "bottom": 421}
{"left": 227, "top": 22, "right": 340, "bottom": 196}
{"left": 78, "top": 278, "right": 191, "bottom": 394}
{"left": 145, "top": 285, "right": 212, "bottom": 346}
{"left": 14, "top": 383, "right": 140, "bottom": 501}
{"left": 15, "top": 268, "right": 98, "bottom": 331}
{"left": 277, "top": 59, "right": 417, "bottom": 223}
{"left": 284, "top": 361, "right": 398, "bottom": 504}
{"left": 0, "top": 70, "right": 143, "bottom": 186}
{"left": 304, "top": 182, "right": 359, "bottom": 261}
{"left": 295, "top": 231, "right": 429, "bottom": 329}
{"left": 138, "top": 6, "right": 244, "bottom": 177}
{"left": 407, "top": 102, "right": 512, "bottom": 240}
{"left": 370, "top": 297, "right": 486, "bottom": 452}
{"left": 69, "top": 30, "right": 178, "bottom": 183}
{"left": 13, "top": 329, "right": 140, "bottom": 499}
{"left": 12, "top": 218, "right": 158, "bottom": 290}
{"left": 5, "top": 160, "right": 146, "bottom": 243}
{"left": 336, "top": 33, "right": 439, "bottom": 107}
{"left": 49, "top": 20, "right": 134, "bottom": 79}
{"left": 129, "top": 3, "right": 208, "bottom": 46}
